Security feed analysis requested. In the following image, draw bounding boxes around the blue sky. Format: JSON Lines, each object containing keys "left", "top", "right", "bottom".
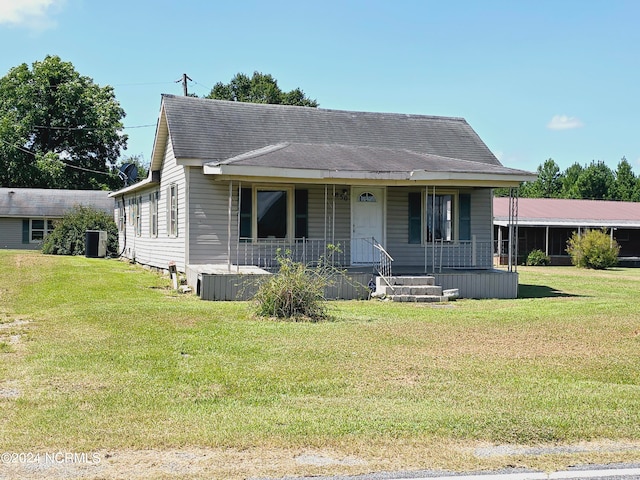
{"left": 1, "top": 0, "right": 639, "bottom": 175}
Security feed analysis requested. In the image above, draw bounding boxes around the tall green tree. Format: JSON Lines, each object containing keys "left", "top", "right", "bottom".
{"left": 573, "top": 160, "right": 615, "bottom": 200}
{"left": 207, "top": 71, "right": 318, "bottom": 107}
{"left": 0, "top": 55, "right": 127, "bottom": 189}
{"left": 612, "top": 156, "right": 638, "bottom": 201}
{"left": 520, "top": 158, "right": 562, "bottom": 198}
{"left": 559, "top": 162, "right": 584, "bottom": 198}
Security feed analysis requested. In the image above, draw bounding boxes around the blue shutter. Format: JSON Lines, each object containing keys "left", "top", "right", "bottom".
{"left": 22, "top": 219, "right": 30, "bottom": 244}
{"left": 408, "top": 192, "right": 422, "bottom": 244}
{"left": 459, "top": 194, "right": 471, "bottom": 241}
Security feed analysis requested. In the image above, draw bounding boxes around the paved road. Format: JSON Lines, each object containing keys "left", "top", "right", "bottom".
{"left": 261, "top": 465, "right": 640, "bottom": 480}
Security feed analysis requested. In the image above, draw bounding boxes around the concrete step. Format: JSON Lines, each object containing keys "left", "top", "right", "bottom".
{"left": 443, "top": 288, "right": 460, "bottom": 300}
{"left": 391, "top": 294, "right": 449, "bottom": 303}
{"left": 379, "top": 276, "right": 436, "bottom": 287}
{"left": 381, "top": 285, "right": 443, "bottom": 296}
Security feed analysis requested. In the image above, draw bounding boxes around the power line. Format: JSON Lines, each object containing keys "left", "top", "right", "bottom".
{"left": 0, "top": 137, "right": 117, "bottom": 177}
{"left": 33, "top": 123, "right": 155, "bottom": 131}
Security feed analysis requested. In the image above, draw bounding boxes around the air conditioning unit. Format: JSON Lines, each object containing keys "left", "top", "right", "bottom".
{"left": 85, "top": 230, "right": 107, "bottom": 258}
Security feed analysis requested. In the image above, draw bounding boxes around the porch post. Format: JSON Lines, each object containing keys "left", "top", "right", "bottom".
{"left": 332, "top": 184, "right": 336, "bottom": 246}
{"left": 227, "top": 180, "right": 232, "bottom": 273}
{"left": 324, "top": 184, "right": 328, "bottom": 257}
{"left": 610, "top": 227, "right": 615, "bottom": 247}
{"left": 432, "top": 185, "right": 436, "bottom": 273}
{"left": 545, "top": 225, "right": 549, "bottom": 256}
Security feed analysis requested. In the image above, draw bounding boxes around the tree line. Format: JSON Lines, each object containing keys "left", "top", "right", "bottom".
{"left": 496, "top": 157, "right": 640, "bottom": 201}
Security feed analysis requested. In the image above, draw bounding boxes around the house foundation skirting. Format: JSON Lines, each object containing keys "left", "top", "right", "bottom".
{"left": 188, "top": 265, "right": 518, "bottom": 301}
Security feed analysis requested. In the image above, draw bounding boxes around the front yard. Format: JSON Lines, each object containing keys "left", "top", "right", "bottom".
{"left": 1, "top": 250, "right": 639, "bottom": 479}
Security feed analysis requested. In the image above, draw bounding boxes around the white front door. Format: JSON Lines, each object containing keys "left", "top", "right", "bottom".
{"left": 351, "top": 187, "right": 384, "bottom": 264}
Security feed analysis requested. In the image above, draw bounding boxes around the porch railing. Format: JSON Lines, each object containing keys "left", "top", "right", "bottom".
{"left": 235, "top": 237, "right": 493, "bottom": 272}
{"left": 237, "top": 238, "right": 351, "bottom": 270}
{"left": 424, "top": 238, "right": 494, "bottom": 272}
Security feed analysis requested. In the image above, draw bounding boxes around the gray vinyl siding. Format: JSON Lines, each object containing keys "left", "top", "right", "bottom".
{"left": 0, "top": 218, "right": 33, "bottom": 249}
{"left": 186, "top": 182, "right": 493, "bottom": 269}
{"left": 187, "top": 179, "right": 353, "bottom": 266}
{"left": 188, "top": 171, "right": 235, "bottom": 265}
{"left": 116, "top": 136, "right": 187, "bottom": 271}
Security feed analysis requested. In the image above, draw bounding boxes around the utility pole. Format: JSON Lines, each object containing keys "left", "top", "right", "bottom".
{"left": 175, "top": 73, "right": 192, "bottom": 96}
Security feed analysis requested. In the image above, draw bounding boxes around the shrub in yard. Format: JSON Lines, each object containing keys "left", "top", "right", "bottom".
{"left": 526, "top": 249, "right": 550, "bottom": 266}
{"left": 42, "top": 205, "right": 118, "bottom": 256}
{"left": 253, "top": 249, "right": 346, "bottom": 321}
{"left": 566, "top": 228, "right": 619, "bottom": 269}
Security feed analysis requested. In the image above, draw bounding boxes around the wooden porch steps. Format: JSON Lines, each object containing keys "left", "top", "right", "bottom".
{"left": 375, "top": 276, "right": 459, "bottom": 303}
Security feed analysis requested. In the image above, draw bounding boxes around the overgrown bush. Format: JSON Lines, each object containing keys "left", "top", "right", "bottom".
{"left": 42, "top": 205, "right": 118, "bottom": 256}
{"left": 253, "top": 248, "right": 345, "bottom": 321}
{"left": 566, "top": 228, "right": 619, "bottom": 269}
{"left": 526, "top": 249, "right": 550, "bottom": 266}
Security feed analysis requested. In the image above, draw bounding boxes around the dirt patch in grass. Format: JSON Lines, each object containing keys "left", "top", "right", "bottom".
{"left": 2, "top": 442, "right": 640, "bottom": 479}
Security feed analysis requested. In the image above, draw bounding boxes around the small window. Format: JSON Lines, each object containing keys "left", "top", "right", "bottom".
{"left": 167, "top": 184, "right": 178, "bottom": 237}
{"left": 118, "top": 199, "right": 125, "bottom": 231}
{"left": 359, "top": 192, "right": 376, "bottom": 202}
{"left": 30, "top": 219, "right": 54, "bottom": 242}
{"left": 135, "top": 196, "right": 142, "bottom": 237}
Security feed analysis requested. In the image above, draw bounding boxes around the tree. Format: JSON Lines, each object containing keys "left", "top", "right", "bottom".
{"left": 612, "top": 157, "right": 638, "bottom": 201}
{"left": 0, "top": 55, "right": 127, "bottom": 189}
{"left": 207, "top": 71, "right": 318, "bottom": 107}
{"left": 559, "top": 162, "right": 584, "bottom": 198}
{"left": 573, "top": 160, "right": 614, "bottom": 200}
{"left": 520, "top": 158, "right": 562, "bottom": 198}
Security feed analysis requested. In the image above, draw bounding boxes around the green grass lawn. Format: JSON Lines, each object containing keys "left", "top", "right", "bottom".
{"left": 1, "top": 250, "right": 639, "bottom": 476}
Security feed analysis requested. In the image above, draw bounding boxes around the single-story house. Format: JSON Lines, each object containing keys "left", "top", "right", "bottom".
{"left": 0, "top": 188, "right": 113, "bottom": 249}
{"left": 110, "top": 94, "right": 535, "bottom": 299}
{"left": 494, "top": 197, "right": 640, "bottom": 265}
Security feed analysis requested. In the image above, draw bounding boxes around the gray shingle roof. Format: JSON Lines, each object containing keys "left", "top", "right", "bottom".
{"left": 0, "top": 188, "right": 113, "bottom": 218}
{"left": 161, "top": 94, "right": 502, "bottom": 167}
{"left": 213, "top": 142, "right": 532, "bottom": 176}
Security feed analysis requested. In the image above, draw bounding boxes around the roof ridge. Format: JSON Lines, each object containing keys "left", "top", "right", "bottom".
{"left": 161, "top": 94, "right": 468, "bottom": 122}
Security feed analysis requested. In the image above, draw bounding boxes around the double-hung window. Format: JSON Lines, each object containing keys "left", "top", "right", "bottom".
{"left": 149, "top": 191, "right": 158, "bottom": 238}
{"left": 167, "top": 184, "right": 178, "bottom": 237}
{"left": 29, "top": 219, "right": 54, "bottom": 242}
{"left": 239, "top": 186, "right": 308, "bottom": 241}
{"left": 427, "top": 193, "right": 453, "bottom": 242}
{"left": 134, "top": 196, "right": 142, "bottom": 237}
{"left": 117, "top": 199, "right": 125, "bottom": 231}
{"left": 408, "top": 190, "right": 471, "bottom": 243}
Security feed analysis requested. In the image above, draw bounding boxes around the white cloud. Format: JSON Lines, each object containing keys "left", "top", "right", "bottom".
{"left": 547, "top": 114, "right": 584, "bottom": 130}
{"left": 0, "top": 0, "right": 65, "bottom": 30}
